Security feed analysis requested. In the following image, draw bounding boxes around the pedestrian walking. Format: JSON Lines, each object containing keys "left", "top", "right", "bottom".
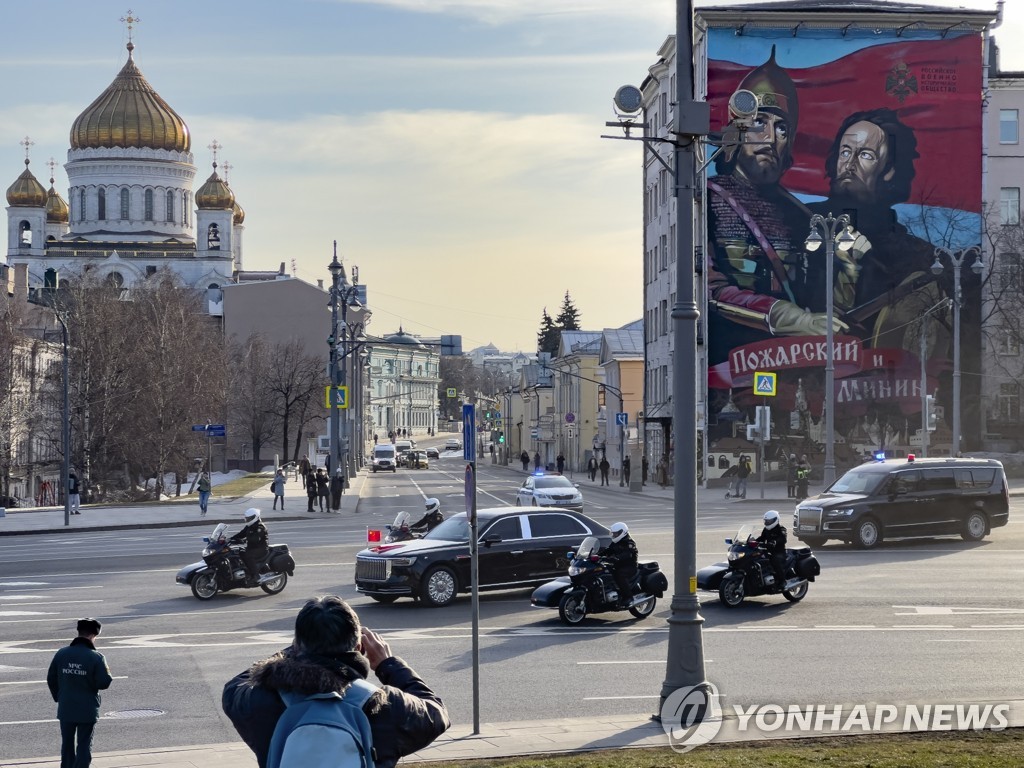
{"left": 520, "top": 451, "right": 530, "bottom": 471}
{"left": 270, "top": 468, "right": 286, "bottom": 510}
{"left": 599, "top": 455, "right": 610, "bottom": 486}
{"left": 373, "top": 433, "right": 379, "bottom": 445}
{"left": 786, "top": 454, "right": 798, "bottom": 498}
{"left": 68, "top": 470, "right": 81, "bottom": 515}
{"left": 735, "top": 455, "right": 752, "bottom": 499}
{"left": 642, "top": 455, "right": 649, "bottom": 485}
{"left": 657, "top": 455, "right": 669, "bottom": 488}
{"left": 315, "top": 467, "right": 330, "bottom": 512}
{"left": 587, "top": 455, "right": 598, "bottom": 481}
{"left": 305, "top": 469, "right": 318, "bottom": 512}
{"left": 622, "top": 455, "right": 631, "bottom": 485}
{"left": 222, "top": 595, "right": 450, "bottom": 768}
{"left": 47, "top": 618, "right": 112, "bottom": 768}
{"left": 534, "top": 451, "right": 542, "bottom": 472}
{"left": 197, "top": 472, "right": 212, "bottom": 516}
{"left": 556, "top": 453, "right": 566, "bottom": 475}
{"left": 298, "top": 455, "right": 311, "bottom": 489}
{"left": 329, "top": 468, "right": 346, "bottom": 512}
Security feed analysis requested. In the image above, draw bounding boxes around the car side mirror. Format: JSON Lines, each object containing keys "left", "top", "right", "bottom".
{"left": 483, "top": 534, "right": 502, "bottom": 547}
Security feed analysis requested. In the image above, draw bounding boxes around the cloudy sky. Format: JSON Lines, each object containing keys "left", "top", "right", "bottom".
{"left": 0, "top": 1, "right": 1018, "bottom": 353}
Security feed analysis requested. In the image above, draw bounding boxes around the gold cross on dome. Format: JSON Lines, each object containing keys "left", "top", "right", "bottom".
{"left": 120, "top": 10, "right": 141, "bottom": 42}
{"left": 221, "top": 160, "right": 232, "bottom": 182}
{"left": 47, "top": 157, "right": 58, "bottom": 183}
{"left": 207, "top": 139, "right": 222, "bottom": 167}
{"left": 19, "top": 136, "right": 34, "bottom": 161}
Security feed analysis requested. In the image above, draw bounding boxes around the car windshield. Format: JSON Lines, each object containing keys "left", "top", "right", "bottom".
{"left": 423, "top": 515, "right": 470, "bottom": 542}
{"left": 535, "top": 476, "right": 573, "bottom": 489}
{"left": 827, "top": 467, "right": 888, "bottom": 495}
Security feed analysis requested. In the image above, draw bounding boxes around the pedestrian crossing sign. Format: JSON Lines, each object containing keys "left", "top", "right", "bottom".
{"left": 325, "top": 385, "right": 349, "bottom": 409}
{"left": 753, "top": 371, "right": 777, "bottom": 397}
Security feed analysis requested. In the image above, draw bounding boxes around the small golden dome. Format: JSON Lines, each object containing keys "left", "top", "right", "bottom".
{"left": 6, "top": 160, "right": 47, "bottom": 207}
{"left": 196, "top": 164, "right": 235, "bottom": 210}
{"left": 233, "top": 199, "right": 245, "bottom": 225}
{"left": 46, "top": 180, "right": 69, "bottom": 223}
{"left": 70, "top": 43, "right": 191, "bottom": 153}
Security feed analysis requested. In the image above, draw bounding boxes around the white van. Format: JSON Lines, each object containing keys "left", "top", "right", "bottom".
{"left": 372, "top": 444, "right": 397, "bottom": 473}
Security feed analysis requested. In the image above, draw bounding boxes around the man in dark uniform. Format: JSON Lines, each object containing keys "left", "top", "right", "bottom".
{"left": 229, "top": 508, "right": 269, "bottom": 583}
{"left": 757, "top": 510, "right": 789, "bottom": 588}
{"left": 600, "top": 522, "right": 639, "bottom": 607}
{"left": 47, "top": 618, "right": 113, "bottom": 768}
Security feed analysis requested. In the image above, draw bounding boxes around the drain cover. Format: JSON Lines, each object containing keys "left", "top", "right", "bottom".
{"left": 104, "top": 709, "right": 165, "bottom": 719}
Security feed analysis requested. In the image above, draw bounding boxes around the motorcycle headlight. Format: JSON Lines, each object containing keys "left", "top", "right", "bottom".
{"left": 390, "top": 557, "right": 417, "bottom": 567}
{"left": 826, "top": 508, "right": 855, "bottom": 518}
{"left": 568, "top": 564, "right": 583, "bottom": 576}
{"left": 202, "top": 547, "right": 213, "bottom": 557}
{"left": 727, "top": 550, "right": 745, "bottom": 561}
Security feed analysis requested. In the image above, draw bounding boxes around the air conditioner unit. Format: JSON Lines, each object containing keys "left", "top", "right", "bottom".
{"left": 317, "top": 435, "right": 330, "bottom": 451}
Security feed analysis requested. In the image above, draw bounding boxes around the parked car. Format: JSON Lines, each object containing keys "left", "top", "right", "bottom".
{"left": 515, "top": 474, "right": 584, "bottom": 512}
{"left": 355, "top": 508, "right": 610, "bottom": 606}
{"left": 794, "top": 456, "right": 1009, "bottom": 549}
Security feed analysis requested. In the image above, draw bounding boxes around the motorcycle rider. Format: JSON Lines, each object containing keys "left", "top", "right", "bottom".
{"left": 410, "top": 498, "right": 444, "bottom": 533}
{"left": 229, "top": 508, "right": 269, "bottom": 584}
{"left": 600, "top": 522, "right": 638, "bottom": 608}
{"left": 757, "top": 510, "right": 789, "bottom": 589}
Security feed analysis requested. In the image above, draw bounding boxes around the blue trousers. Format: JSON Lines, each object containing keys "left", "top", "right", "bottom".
{"left": 60, "top": 720, "right": 95, "bottom": 768}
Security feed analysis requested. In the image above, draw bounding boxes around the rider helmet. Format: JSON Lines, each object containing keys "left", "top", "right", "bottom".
{"left": 244, "top": 508, "right": 261, "bottom": 525}
{"left": 763, "top": 510, "right": 780, "bottom": 530}
{"left": 424, "top": 498, "right": 441, "bottom": 515}
{"left": 610, "top": 522, "right": 629, "bottom": 543}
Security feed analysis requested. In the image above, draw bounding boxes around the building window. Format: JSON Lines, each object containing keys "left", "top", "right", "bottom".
{"left": 207, "top": 223, "right": 221, "bottom": 250}
{"left": 19, "top": 221, "right": 31, "bottom": 247}
{"left": 996, "top": 327, "right": 1021, "bottom": 356}
{"left": 120, "top": 188, "right": 129, "bottom": 220}
{"left": 98, "top": 188, "right": 106, "bottom": 220}
{"left": 660, "top": 234, "right": 668, "bottom": 270}
{"left": 660, "top": 299, "right": 668, "bottom": 337}
{"left": 166, "top": 190, "right": 174, "bottom": 223}
{"left": 999, "top": 252, "right": 1023, "bottom": 293}
{"left": 1000, "top": 187, "right": 1019, "bottom": 226}
{"left": 79, "top": 189, "right": 86, "bottom": 221}
{"left": 1000, "top": 109, "right": 1019, "bottom": 144}
{"left": 998, "top": 382, "right": 1020, "bottom": 422}
{"left": 144, "top": 189, "right": 153, "bottom": 220}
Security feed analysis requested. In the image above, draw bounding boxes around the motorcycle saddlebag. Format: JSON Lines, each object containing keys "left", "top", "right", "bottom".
{"left": 530, "top": 577, "right": 572, "bottom": 607}
{"left": 796, "top": 554, "right": 820, "bottom": 582}
{"left": 269, "top": 550, "right": 296, "bottom": 576}
{"left": 640, "top": 567, "right": 668, "bottom": 598}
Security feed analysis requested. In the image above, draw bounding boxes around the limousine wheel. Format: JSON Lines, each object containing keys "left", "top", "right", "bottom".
{"left": 853, "top": 518, "right": 882, "bottom": 549}
{"left": 420, "top": 566, "right": 458, "bottom": 607}
{"left": 961, "top": 512, "right": 988, "bottom": 542}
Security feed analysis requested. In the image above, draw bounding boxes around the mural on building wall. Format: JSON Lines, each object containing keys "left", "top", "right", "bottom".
{"left": 705, "top": 29, "right": 984, "bottom": 454}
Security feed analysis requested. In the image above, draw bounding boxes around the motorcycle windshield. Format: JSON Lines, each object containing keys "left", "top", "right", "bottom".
{"left": 732, "top": 524, "right": 756, "bottom": 546}
{"left": 575, "top": 536, "right": 600, "bottom": 559}
{"left": 210, "top": 523, "right": 227, "bottom": 540}
{"left": 392, "top": 511, "right": 411, "bottom": 529}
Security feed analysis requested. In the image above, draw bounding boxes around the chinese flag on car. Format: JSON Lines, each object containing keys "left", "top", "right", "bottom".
{"left": 367, "top": 529, "right": 382, "bottom": 544}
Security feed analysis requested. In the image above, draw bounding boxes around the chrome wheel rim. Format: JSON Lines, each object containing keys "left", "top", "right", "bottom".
{"left": 633, "top": 597, "right": 655, "bottom": 615}
{"left": 967, "top": 514, "right": 986, "bottom": 539}
{"left": 723, "top": 579, "right": 743, "bottom": 605}
{"left": 262, "top": 575, "right": 285, "bottom": 592}
{"left": 194, "top": 574, "right": 217, "bottom": 598}
{"left": 858, "top": 522, "right": 879, "bottom": 547}
{"left": 427, "top": 570, "right": 455, "bottom": 604}
{"left": 564, "top": 597, "right": 586, "bottom": 623}
{"left": 785, "top": 582, "right": 808, "bottom": 599}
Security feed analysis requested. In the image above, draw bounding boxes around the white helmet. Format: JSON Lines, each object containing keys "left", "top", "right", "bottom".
{"left": 763, "top": 510, "right": 780, "bottom": 530}
{"left": 244, "top": 508, "right": 261, "bottom": 525}
{"left": 610, "top": 522, "right": 629, "bottom": 543}
{"left": 424, "top": 498, "right": 441, "bottom": 514}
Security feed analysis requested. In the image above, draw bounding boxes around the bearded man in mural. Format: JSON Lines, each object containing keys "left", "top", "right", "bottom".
{"left": 706, "top": 47, "right": 851, "bottom": 374}
{"left": 807, "top": 108, "right": 942, "bottom": 350}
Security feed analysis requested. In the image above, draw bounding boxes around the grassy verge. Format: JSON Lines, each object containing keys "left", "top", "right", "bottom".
{"left": 212, "top": 473, "right": 274, "bottom": 498}
{"left": 429, "top": 729, "right": 1023, "bottom": 768}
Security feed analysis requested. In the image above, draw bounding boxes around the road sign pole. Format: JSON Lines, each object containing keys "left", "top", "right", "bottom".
{"left": 462, "top": 403, "right": 480, "bottom": 735}
{"left": 759, "top": 398, "right": 765, "bottom": 500}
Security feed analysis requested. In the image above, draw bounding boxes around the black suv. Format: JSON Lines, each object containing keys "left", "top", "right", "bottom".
{"left": 794, "top": 457, "right": 1009, "bottom": 549}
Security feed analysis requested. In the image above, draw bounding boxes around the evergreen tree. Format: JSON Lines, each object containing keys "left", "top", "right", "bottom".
{"left": 537, "top": 308, "right": 560, "bottom": 355}
{"left": 555, "top": 291, "right": 581, "bottom": 331}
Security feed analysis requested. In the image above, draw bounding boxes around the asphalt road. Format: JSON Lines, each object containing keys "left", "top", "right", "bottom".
{"left": 2, "top": 457, "right": 1023, "bottom": 761}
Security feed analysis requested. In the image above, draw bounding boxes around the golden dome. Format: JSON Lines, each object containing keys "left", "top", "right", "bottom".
{"left": 6, "top": 160, "right": 47, "bottom": 207}
{"left": 70, "top": 43, "right": 191, "bottom": 153}
{"left": 196, "top": 164, "right": 235, "bottom": 209}
{"left": 46, "top": 180, "right": 69, "bottom": 223}
{"left": 233, "top": 199, "right": 245, "bottom": 225}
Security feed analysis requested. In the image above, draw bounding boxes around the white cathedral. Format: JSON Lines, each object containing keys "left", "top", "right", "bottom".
{"left": 5, "top": 39, "right": 244, "bottom": 296}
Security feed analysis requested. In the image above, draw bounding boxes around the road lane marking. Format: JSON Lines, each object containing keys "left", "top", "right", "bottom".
{"left": 0, "top": 600, "right": 103, "bottom": 607}
{"left": 583, "top": 695, "right": 659, "bottom": 700}
{"left": 0, "top": 675, "right": 129, "bottom": 686}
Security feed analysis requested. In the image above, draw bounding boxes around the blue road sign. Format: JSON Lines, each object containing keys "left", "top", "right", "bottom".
{"left": 615, "top": 412, "right": 628, "bottom": 427}
{"left": 193, "top": 424, "right": 226, "bottom": 436}
{"left": 462, "top": 404, "right": 475, "bottom": 462}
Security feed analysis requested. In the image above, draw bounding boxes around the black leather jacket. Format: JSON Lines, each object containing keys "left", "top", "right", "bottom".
{"left": 758, "top": 524, "right": 787, "bottom": 555}
{"left": 229, "top": 522, "right": 269, "bottom": 557}
{"left": 600, "top": 536, "right": 639, "bottom": 570}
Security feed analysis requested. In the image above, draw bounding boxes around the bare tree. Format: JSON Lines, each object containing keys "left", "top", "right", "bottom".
{"left": 228, "top": 333, "right": 280, "bottom": 466}
{"left": 264, "top": 338, "right": 323, "bottom": 462}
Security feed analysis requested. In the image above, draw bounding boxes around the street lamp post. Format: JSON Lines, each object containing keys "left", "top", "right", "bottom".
{"left": 805, "top": 213, "right": 854, "bottom": 487}
{"left": 931, "top": 247, "right": 983, "bottom": 456}
{"left": 328, "top": 246, "right": 343, "bottom": 478}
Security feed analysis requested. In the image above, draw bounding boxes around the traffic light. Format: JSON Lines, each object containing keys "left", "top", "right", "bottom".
{"left": 925, "top": 395, "right": 937, "bottom": 432}
{"left": 498, "top": 432, "right": 505, "bottom": 444}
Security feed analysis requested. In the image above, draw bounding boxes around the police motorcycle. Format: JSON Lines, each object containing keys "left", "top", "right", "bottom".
{"left": 383, "top": 500, "right": 445, "bottom": 544}
{"left": 696, "top": 524, "right": 820, "bottom": 608}
{"left": 531, "top": 536, "right": 668, "bottom": 625}
{"left": 175, "top": 523, "right": 295, "bottom": 601}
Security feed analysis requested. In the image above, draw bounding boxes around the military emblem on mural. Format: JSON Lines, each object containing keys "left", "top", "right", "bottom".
{"left": 885, "top": 61, "right": 919, "bottom": 103}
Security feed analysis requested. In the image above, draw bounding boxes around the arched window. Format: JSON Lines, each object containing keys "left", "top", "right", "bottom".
{"left": 144, "top": 189, "right": 153, "bottom": 220}
{"left": 106, "top": 272, "right": 124, "bottom": 289}
{"left": 166, "top": 190, "right": 174, "bottom": 223}
{"left": 718, "top": 456, "right": 730, "bottom": 470}
{"left": 79, "top": 189, "right": 86, "bottom": 221}
{"left": 120, "top": 188, "right": 129, "bottom": 220}
{"left": 207, "top": 223, "right": 221, "bottom": 250}
{"left": 97, "top": 188, "right": 106, "bottom": 220}
{"left": 19, "top": 221, "right": 31, "bottom": 247}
